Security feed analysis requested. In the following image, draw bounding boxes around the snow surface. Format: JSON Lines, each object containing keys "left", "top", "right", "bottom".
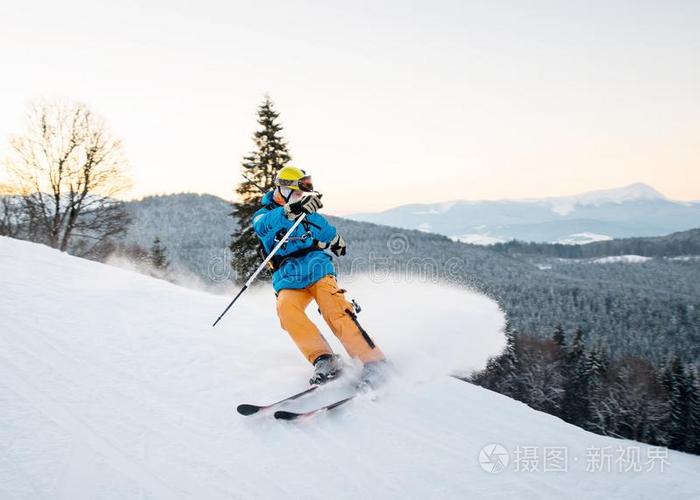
{"left": 667, "top": 255, "right": 700, "bottom": 262}
{"left": 451, "top": 234, "right": 506, "bottom": 245}
{"left": 1, "top": 236, "right": 698, "bottom": 499}
{"left": 591, "top": 255, "right": 653, "bottom": 264}
{"left": 555, "top": 232, "right": 614, "bottom": 245}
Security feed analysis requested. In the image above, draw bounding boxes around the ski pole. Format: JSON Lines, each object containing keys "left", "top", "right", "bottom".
{"left": 212, "top": 213, "right": 307, "bottom": 327}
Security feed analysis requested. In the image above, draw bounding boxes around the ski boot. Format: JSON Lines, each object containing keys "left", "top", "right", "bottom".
{"left": 309, "top": 354, "right": 341, "bottom": 385}
{"left": 356, "top": 359, "right": 390, "bottom": 393}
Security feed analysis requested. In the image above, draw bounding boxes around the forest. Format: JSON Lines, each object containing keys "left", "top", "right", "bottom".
{"left": 470, "top": 325, "right": 700, "bottom": 455}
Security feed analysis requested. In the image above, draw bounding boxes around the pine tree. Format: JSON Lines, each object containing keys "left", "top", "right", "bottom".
{"left": 561, "top": 328, "right": 589, "bottom": 425}
{"left": 568, "top": 328, "right": 585, "bottom": 365}
{"left": 150, "top": 237, "right": 170, "bottom": 271}
{"left": 687, "top": 368, "right": 700, "bottom": 454}
{"left": 229, "top": 95, "right": 291, "bottom": 282}
{"left": 666, "top": 356, "right": 691, "bottom": 451}
{"left": 552, "top": 324, "right": 565, "bottom": 347}
{"left": 587, "top": 344, "right": 608, "bottom": 377}
{"left": 497, "top": 327, "right": 522, "bottom": 399}
{"left": 578, "top": 344, "right": 608, "bottom": 430}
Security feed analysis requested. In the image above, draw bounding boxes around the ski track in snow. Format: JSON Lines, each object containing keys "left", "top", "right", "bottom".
{"left": 1, "top": 236, "right": 699, "bottom": 500}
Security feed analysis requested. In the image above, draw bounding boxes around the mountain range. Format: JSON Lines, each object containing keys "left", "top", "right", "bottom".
{"left": 348, "top": 183, "right": 700, "bottom": 244}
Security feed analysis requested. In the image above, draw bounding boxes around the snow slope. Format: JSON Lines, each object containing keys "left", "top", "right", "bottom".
{"left": 1, "top": 236, "right": 698, "bottom": 499}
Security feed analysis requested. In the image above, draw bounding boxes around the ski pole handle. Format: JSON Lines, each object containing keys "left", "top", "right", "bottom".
{"left": 212, "top": 213, "right": 307, "bottom": 327}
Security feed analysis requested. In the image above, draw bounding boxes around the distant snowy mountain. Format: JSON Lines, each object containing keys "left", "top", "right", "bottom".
{"left": 545, "top": 182, "right": 666, "bottom": 216}
{"left": 2, "top": 236, "right": 699, "bottom": 499}
{"left": 349, "top": 183, "right": 700, "bottom": 244}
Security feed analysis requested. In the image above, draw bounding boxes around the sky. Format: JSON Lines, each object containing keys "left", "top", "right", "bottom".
{"left": 0, "top": 0, "right": 698, "bottom": 214}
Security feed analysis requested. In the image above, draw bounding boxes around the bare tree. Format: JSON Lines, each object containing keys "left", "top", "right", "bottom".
{"left": 4, "top": 100, "right": 132, "bottom": 255}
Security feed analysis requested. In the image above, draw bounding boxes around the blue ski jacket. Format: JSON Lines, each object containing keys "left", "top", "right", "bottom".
{"left": 252, "top": 191, "right": 337, "bottom": 292}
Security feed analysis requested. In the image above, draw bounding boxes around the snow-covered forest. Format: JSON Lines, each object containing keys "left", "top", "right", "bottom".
{"left": 470, "top": 327, "right": 700, "bottom": 455}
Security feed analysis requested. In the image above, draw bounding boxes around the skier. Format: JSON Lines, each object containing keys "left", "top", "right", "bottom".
{"left": 252, "top": 166, "right": 388, "bottom": 389}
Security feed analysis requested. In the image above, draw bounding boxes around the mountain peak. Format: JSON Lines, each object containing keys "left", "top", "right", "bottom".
{"left": 574, "top": 182, "right": 666, "bottom": 203}
{"left": 549, "top": 183, "right": 666, "bottom": 215}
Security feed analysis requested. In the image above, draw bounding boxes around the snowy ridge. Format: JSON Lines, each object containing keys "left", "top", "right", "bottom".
{"left": 1, "top": 236, "right": 698, "bottom": 499}
{"left": 547, "top": 182, "right": 666, "bottom": 216}
{"left": 347, "top": 182, "right": 699, "bottom": 244}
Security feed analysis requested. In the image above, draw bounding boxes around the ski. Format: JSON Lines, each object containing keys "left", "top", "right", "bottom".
{"left": 274, "top": 394, "right": 355, "bottom": 420}
{"left": 237, "top": 385, "right": 319, "bottom": 416}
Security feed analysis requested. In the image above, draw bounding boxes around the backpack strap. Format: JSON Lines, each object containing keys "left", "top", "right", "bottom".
{"left": 269, "top": 243, "right": 323, "bottom": 271}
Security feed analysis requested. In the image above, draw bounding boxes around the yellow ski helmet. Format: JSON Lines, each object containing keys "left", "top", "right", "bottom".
{"left": 275, "top": 166, "right": 314, "bottom": 192}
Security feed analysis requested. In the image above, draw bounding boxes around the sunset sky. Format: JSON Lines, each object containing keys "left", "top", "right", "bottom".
{"left": 0, "top": 0, "right": 698, "bottom": 214}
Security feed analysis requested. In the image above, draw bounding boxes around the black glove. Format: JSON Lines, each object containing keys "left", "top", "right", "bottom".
{"left": 328, "top": 234, "right": 346, "bottom": 257}
{"left": 285, "top": 193, "right": 323, "bottom": 219}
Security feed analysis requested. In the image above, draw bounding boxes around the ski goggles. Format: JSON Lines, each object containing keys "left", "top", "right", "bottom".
{"left": 277, "top": 175, "right": 314, "bottom": 192}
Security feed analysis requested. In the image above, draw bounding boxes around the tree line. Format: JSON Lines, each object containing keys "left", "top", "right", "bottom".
{"left": 470, "top": 325, "right": 700, "bottom": 455}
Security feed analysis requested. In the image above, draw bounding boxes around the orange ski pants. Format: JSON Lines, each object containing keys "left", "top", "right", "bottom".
{"left": 276, "top": 275, "right": 385, "bottom": 364}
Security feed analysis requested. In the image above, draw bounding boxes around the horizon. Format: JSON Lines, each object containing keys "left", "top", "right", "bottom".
{"left": 1, "top": 1, "right": 698, "bottom": 214}
{"left": 117, "top": 180, "right": 696, "bottom": 217}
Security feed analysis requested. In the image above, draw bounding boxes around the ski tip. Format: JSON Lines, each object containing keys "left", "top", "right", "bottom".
{"left": 274, "top": 410, "right": 303, "bottom": 421}
{"left": 237, "top": 404, "right": 263, "bottom": 416}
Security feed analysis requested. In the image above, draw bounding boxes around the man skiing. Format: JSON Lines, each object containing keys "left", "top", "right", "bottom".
{"left": 253, "top": 166, "right": 387, "bottom": 389}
